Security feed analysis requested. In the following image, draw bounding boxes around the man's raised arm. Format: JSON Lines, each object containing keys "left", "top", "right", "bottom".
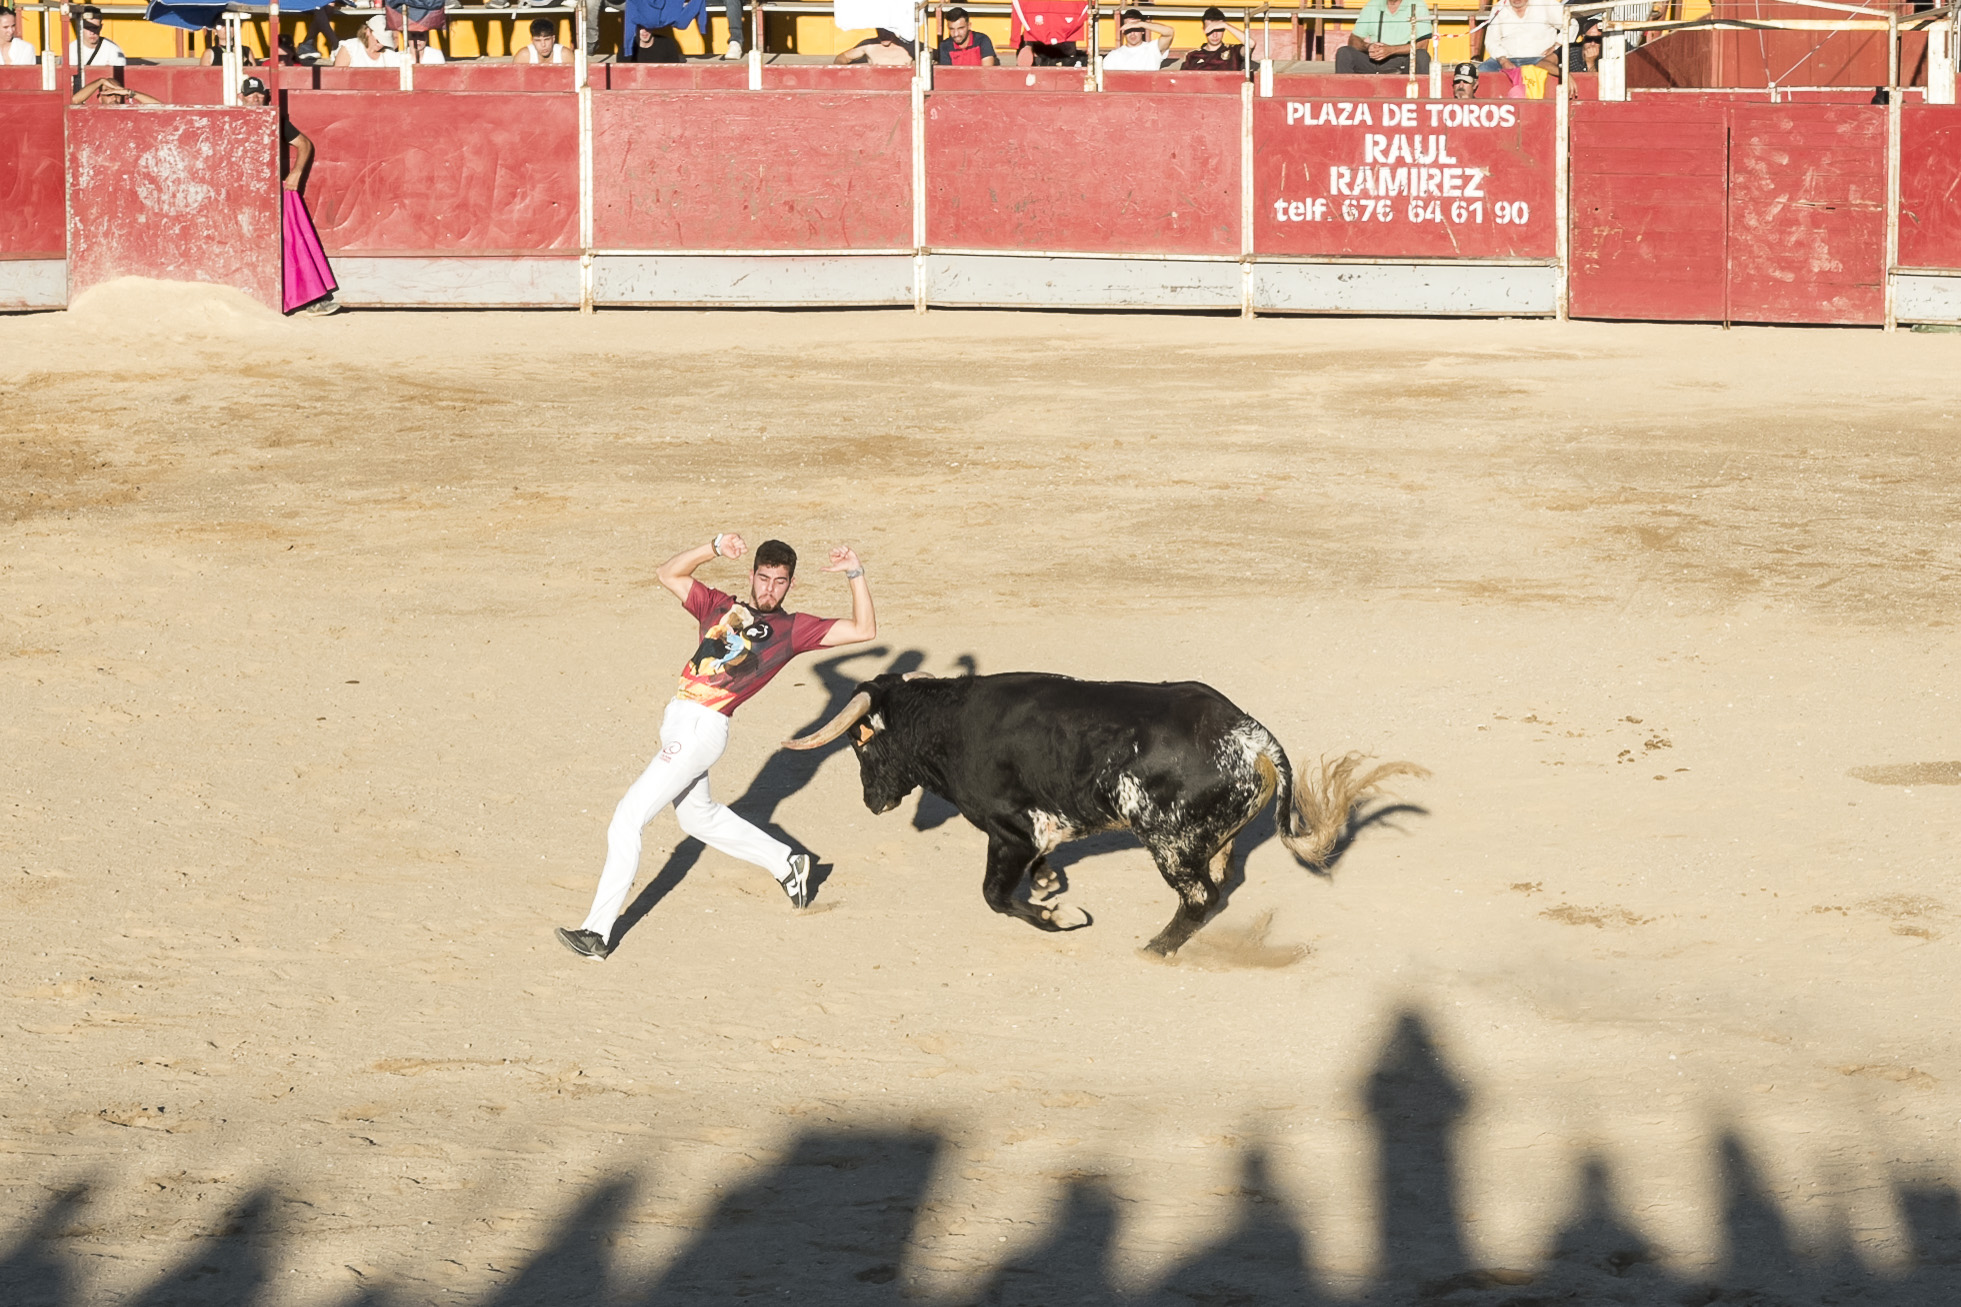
{"left": 655, "top": 532, "right": 745, "bottom": 602}
{"left": 818, "top": 546, "right": 877, "bottom": 647}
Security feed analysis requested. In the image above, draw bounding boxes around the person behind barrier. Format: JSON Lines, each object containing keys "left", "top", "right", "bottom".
{"left": 70, "top": 74, "right": 157, "bottom": 104}
{"left": 834, "top": 27, "right": 915, "bottom": 63}
{"left": 334, "top": 13, "right": 398, "bottom": 65}
{"left": 402, "top": 28, "right": 445, "bottom": 62}
{"left": 2, "top": 6, "right": 40, "bottom": 65}
{"left": 513, "top": 16, "right": 569, "bottom": 62}
{"left": 240, "top": 76, "right": 344, "bottom": 318}
{"left": 935, "top": 7, "right": 998, "bottom": 64}
{"left": 67, "top": 6, "right": 126, "bottom": 67}
{"left": 1334, "top": 0, "right": 1431, "bottom": 73}
{"left": 1181, "top": 6, "right": 1245, "bottom": 70}
{"left": 1473, "top": 0, "right": 1561, "bottom": 78}
{"left": 1011, "top": 0, "right": 1087, "bottom": 65}
{"left": 1451, "top": 59, "right": 1478, "bottom": 96}
{"left": 1101, "top": 7, "right": 1172, "bottom": 68}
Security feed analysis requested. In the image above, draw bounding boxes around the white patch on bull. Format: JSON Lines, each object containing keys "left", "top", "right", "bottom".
{"left": 1215, "top": 722, "right": 1272, "bottom": 779}
{"left": 1029, "top": 809, "right": 1079, "bottom": 854}
{"left": 1114, "top": 773, "right": 1155, "bottom": 823}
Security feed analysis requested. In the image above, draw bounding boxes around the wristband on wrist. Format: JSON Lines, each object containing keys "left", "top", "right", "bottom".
{"left": 710, "top": 534, "right": 724, "bottom": 557}
{"left": 845, "top": 567, "right": 864, "bottom": 580}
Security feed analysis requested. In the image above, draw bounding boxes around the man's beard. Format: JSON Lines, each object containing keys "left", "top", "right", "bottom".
{"left": 750, "top": 594, "right": 782, "bottom": 613}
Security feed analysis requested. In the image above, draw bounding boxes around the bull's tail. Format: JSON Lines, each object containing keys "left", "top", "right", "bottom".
{"left": 1257, "top": 738, "right": 1428, "bottom": 869}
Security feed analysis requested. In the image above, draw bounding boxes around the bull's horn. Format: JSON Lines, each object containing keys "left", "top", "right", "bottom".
{"left": 901, "top": 672, "right": 933, "bottom": 681}
{"left": 782, "top": 691, "right": 873, "bottom": 751}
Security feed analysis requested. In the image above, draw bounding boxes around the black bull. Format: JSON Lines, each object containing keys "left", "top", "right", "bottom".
{"left": 783, "top": 672, "right": 1427, "bottom": 956}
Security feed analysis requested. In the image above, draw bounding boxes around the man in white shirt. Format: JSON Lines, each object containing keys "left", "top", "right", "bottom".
{"left": 1473, "top": 0, "right": 1562, "bottom": 73}
{"left": 403, "top": 28, "right": 444, "bottom": 62}
{"left": 1100, "top": 7, "right": 1171, "bottom": 69}
{"left": 67, "top": 6, "right": 125, "bottom": 66}
{"left": 2, "top": 7, "right": 39, "bottom": 65}
{"left": 511, "top": 16, "right": 569, "bottom": 62}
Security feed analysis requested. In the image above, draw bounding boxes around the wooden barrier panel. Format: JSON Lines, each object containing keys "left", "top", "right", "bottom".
{"left": 66, "top": 105, "right": 281, "bottom": 309}
{"left": 931, "top": 66, "right": 1087, "bottom": 92}
{"left": 285, "top": 91, "right": 578, "bottom": 254}
{"left": 124, "top": 67, "right": 228, "bottom": 105}
{"left": 605, "top": 63, "right": 749, "bottom": 90}
{"left": 1898, "top": 105, "right": 1961, "bottom": 271}
{"left": 1727, "top": 103, "right": 1883, "bottom": 325}
{"left": 0, "top": 93, "right": 65, "bottom": 259}
{"left": 1101, "top": 70, "right": 1245, "bottom": 94}
{"left": 1253, "top": 97, "right": 1555, "bottom": 259}
{"left": 0, "top": 67, "right": 44, "bottom": 92}
{"left": 1569, "top": 99, "right": 1727, "bottom": 321}
{"left": 592, "top": 90, "right": 912, "bottom": 251}
{"left": 924, "top": 91, "right": 1238, "bottom": 254}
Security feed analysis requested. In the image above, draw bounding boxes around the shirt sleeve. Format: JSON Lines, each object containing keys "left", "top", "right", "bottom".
{"left": 979, "top": 32, "right": 997, "bottom": 57}
{"left": 790, "top": 614, "right": 839, "bottom": 654}
{"left": 682, "top": 580, "right": 728, "bottom": 624}
{"left": 1413, "top": 1, "right": 1434, "bottom": 37}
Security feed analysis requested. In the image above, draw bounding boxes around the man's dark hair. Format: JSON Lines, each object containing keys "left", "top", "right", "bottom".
{"left": 1200, "top": 6, "right": 1225, "bottom": 22}
{"left": 944, "top": 5, "right": 969, "bottom": 19}
{"left": 754, "top": 539, "right": 797, "bottom": 575}
{"left": 529, "top": 16, "right": 554, "bottom": 36}
{"left": 79, "top": 4, "right": 102, "bottom": 19}
{"left": 1120, "top": 7, "right": 1144, "bottom": 22}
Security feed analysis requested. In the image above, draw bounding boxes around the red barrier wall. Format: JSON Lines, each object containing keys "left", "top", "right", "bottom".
{"left": 924, "top": 91, "right": 1238, "bottom": 254}
{"left": 123, "top": 67, "right": 227, "bottom": 104}
{"left": 1899, "top": 105, "right": 1961, "bottom": 269}
{"left": 932, "top": 66, "right": 1086, "bottom": 91}
{"left": 1726, "top": 103, "right": 1883, "bottom": 324}
{"left": 605, "top": 62, "right": 749, "bottom": 89}
{"left": 0, "top": 67, "right": 43, "bottom": 92}
{"left": 592, "top": 90, "right": 912, "bottom": 250}
{"left": 1102, "top": 70, "right": 1245, "bottom": 94}
{"left": 285, "top": 90, "right": 578, "bottom": 254}
{"left": 1570, "top": 100, "right": 1727, "bottom": 321}
{"left": 0, "top": 93, "right": 66, "bottom": 259}
{"left": 66, "top": 106, "right": 281, "bottom": 308}
{"left": 1253, "top": 97, "right": 1555, "bottom": 258}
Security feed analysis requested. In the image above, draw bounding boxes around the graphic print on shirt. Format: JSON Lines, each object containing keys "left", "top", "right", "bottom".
{"left": 674, "top": 583, "right": 837, "bottom": 716}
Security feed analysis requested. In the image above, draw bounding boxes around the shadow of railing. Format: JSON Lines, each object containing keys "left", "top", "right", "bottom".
{"left": 9, "top": 1009, "right": 1961, "bottom": 1306}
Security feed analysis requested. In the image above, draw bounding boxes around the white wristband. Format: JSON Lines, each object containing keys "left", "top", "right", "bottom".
{"left": 710, "top": 534, "right": 724, "bottom": 557}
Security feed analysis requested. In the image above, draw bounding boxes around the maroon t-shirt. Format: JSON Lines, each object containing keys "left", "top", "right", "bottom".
{"left": 675, "top": 581, "right": 837, "bottom": 716}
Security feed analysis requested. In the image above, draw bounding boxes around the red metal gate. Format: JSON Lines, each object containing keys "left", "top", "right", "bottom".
{"left": 1571, "top": 99, "right": 1885, "bottom": 325}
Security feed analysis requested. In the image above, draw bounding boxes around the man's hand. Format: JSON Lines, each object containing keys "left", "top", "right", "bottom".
{"left": 716, "top": 532, "right": 747, "bottom": 561}
{"left": 1366, "top": 40, "right": 1388, "bottom": 59}
{"left": 282, "top": 173, "right": 302, "bottom": 190}
{"left": 823, "top": 545, "right": 862, "bottom": 574}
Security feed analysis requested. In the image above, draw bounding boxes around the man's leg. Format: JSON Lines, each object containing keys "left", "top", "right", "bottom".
{"left": 672, "top": 770, "right": 799, "bottom": 886}
{"left": 722, "top": 0, "right": 744, "bottom": 53}
{"left": 575, "top": 704, "right": 727, "bottom": 942}
{"left": 1334, "top": 44, "right": 1368, "bottom": 72}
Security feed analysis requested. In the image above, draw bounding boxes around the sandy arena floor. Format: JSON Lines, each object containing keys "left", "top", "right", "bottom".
{"left": 3, "top": 286, "right": 1960, "bottom": 1306}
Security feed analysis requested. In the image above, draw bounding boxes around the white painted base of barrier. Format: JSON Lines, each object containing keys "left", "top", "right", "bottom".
{"left": 330, "top": 257, "right": 581, "bottom": 308}
{"left": 0, "top": 260, "right": 67, "bottom": 311}
{"left": 592, "top": 255, "right": 915, "bottom": 307}
{"left": 1252, "top": 261, "right": 1560, "bottom": 316}
{"left": 925, "top": 255, "right": 1242, "bottom": 310}
{"left": 1892, "top": 272, "right": 1961, "bottom": 323}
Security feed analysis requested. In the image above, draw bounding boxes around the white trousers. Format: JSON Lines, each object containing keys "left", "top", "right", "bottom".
{"left": 580, "top": 698, "right": 794, "bottom": 939}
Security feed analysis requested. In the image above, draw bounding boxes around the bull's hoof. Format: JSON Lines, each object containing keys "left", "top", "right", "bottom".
{"left": 1034, "top": 903, "right": 1091, "bottom": 931}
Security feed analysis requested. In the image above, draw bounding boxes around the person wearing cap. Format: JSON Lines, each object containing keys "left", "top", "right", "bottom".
{"left": 2, "top": 6, "right": 40, "bottom": 65}
{"left": 1451, "top": 60, "right": 1478, "bottom": 97}
{"left": 1100, "top": 7, "right": 1172, "bottom": 69}
{"left": 512, "top": 16, "right": 570, "bottom": 62}
{"left": 66, "top": 6, "right": 126, "bottom": 67}
{"left": 833, "top": 27, "right": 915, "bottom": 63}
{"left": 240, "top": 76, "right": 343, "bottom": 318}
{"left": 1473, "top": 0, "right": 1562, "bottom": 77}
{"left": 333, "top": 13, "right": 398, "bottom": 66}
{"left": 934, "top": 6, "right": 998, "bottom": 65}
{"left": 1181, "top": 6, "right": 1245, "bottom": 70}
{"left": 1335, "top": 0, "right": 1431, "bottom": 73}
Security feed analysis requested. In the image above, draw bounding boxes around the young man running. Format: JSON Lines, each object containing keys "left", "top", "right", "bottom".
{"left": 556, "top": 534, "right": 876, "bottom": 960}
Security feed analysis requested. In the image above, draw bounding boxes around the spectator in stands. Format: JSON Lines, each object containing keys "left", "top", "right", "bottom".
{"left": 333, "top": 14, "right": 397, "bottom": 66}
{"left": 834, "top": 27, "right": 914, "bottom": 63}
{"left": 513, "top": 16, "right": 570, "bottom": 62}
{"left": 1013, "top": 0, "right": 1087, "bottom": 65}
{"left": 1335, "top": 0, "right": 1431, "bottom": 73}
{"left": 200, "top": 23, "right": 256, "bottom": 65}
{"left": 1473, "top": 0, "right": 1562, "bottom": 77}
{"left": 382, "top": 0, "right": 447, "bottom": 59}
{"left": 67, "top": 6, "right": 126, "bottom": 67}
{"left": 71, "top": 75, "right": 157, "bottom": 103}
{"left": 1451, "top": 59, "right": 1478, "bottom": 96}
{"left": 1101, "top": 8, "right": 1172, "bottom": 69}
{"left": 2, "top": 6, "right": 40, "bottom": 65}
{"left": 403, "top": 28, "right": 445, "bottom": 62}
{"left": 935, "top": 7, "right": 998, "bottom": 64}
{"left": 294, "top": 0, "right": 343, "bottom": 64}
{"left": 1572, "top": 13, "right": 1602, "bottom": 70}
{"left": 623, "top": 0, "right": 700, "bottom": 63}
{"left": 1180, "top": 6, "right": 1244, "bottom": 70}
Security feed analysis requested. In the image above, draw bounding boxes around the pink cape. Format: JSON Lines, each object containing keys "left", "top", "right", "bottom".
{"left": 281, "top": 190, "right": 338, "bottom": 314}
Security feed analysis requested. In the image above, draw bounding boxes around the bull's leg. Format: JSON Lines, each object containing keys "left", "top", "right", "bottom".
{"left": 1141, "top": 838, "right": 1224, "bottom": 957}
{"left": 983, "top": 834, "right": 1090, "bottom": 933}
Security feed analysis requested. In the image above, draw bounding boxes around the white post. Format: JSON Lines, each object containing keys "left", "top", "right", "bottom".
{"left": 1598, "top": 30, "right": 1626, "bottom": 100}
{"left": 574, "top": 3, "right": 588, "bottom": 90}
{"left": 912, "top": 69, "right": 927, "bottom": 312}
{"left": 1932, "top": 14, "right": 1955, "bottom": 106}
{"left": 1240, "top": 78, "right": 1254, "bottom": 318}
{"left": 748, "top": 0, "right": 762, "bottom": 88}
{"left": 399, "top": 17, "right": 414, "bottom": 91}
{"left": 222, "top": 15, "right": 240, "bottom": 104}
{"left": 1259, "top": 55, "right": 1272, "bottom": 96}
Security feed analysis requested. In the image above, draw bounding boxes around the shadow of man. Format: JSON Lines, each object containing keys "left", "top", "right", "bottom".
{"left": 1143, "top": 1147, "right": 1329, "bottom": 1306}
{"left": 1364, "top": 1010, "right": 1472, "bottom": 1296}
{"left": 123, "top": 1188, "right": 277, "bottom": 1307}
{"left": 0, "top": 1183, "right": 91, "bottom": 1307}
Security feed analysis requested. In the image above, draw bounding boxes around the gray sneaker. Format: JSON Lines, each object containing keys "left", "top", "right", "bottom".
{"left": 555, "top": 926, "right": 612, "bottom": 959}
{"left": 782, "top": 854, "right": 813, "bottom": 909}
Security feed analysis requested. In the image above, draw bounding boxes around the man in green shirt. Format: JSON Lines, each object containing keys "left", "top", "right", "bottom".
{"left": 1336, "top": 0, "right": 1433, "bottom": 73}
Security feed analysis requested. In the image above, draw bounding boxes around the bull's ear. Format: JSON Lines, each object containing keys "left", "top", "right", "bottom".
{"left": 852, "top": 722, "right": 875, "bottom": 746}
